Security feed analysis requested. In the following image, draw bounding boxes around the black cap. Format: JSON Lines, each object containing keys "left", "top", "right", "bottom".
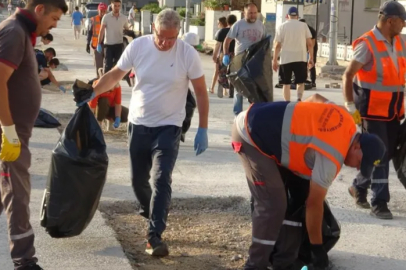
{"left": 379, "top": 1, "right": 406, "bottom": 20}
{"left": 359, "top": 133, "right": 386, "bottom": 179}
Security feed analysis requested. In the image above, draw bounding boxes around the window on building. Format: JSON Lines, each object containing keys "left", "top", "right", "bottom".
{"left": 364, "top": 0, "right": 383, "bottom": 10}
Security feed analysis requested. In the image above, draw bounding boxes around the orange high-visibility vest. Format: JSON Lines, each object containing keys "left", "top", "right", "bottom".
{"left": 91, "top": 15, "right": 102, "bottom": 49}
{"left": 245, "top": 102, "right": 357, "bottom": 179}
{"left": 353, "top": 30, "right": 406, "bottom": 121}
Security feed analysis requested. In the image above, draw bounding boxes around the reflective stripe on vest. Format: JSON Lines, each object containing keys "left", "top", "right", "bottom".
{"left": 91, "top": 15, "right": 102, "bottom": 48}
{"left": 245, "top": 102, "right": 356, "bottom": 180}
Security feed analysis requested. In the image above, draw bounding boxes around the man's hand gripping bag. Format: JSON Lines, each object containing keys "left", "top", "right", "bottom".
{"left": 40, "top": 104, "right": 109, "bottom": 238}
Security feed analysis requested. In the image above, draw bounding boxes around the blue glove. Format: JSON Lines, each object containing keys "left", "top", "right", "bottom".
{"left": 59, "top": 85, "right": 66, "bottom": 93}
{"left": 76, "top": 92, "right": 95, "bottom": 107}
{"left": 113, "top": 116, "right": 121, "bottom": 128}
{"left": 97, "top": 44, "right": 102, "bottom": 53}
{"left": 222, "top": 54, "right": 230, "bottom": 66}
{"left": 301, "top": 267, "right": 308, "bottom": 270}
{"left": 194, "top": 128, "right": 208, "bottom": 156}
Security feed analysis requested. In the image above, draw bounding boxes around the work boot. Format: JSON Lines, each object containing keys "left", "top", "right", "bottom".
{"left": 348, "top": 186, "right": 370, "bottom": 209}
{"left": 370, "top": 203, "right": 393, "bottom": 220}
{"left": 146, "top": 236, "right": 169, "bottom": 257}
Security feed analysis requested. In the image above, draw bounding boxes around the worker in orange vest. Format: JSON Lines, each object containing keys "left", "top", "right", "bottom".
{"left": 231, "top": 94, "right": 385, "bottom": 270}
{"left": 86, "top": 2, "right": 107, "bottom": 78}
{"left": 343, "top": 1, "right": 406, "bottom": 220}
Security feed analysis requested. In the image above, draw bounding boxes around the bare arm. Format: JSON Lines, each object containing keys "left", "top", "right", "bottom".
{"left": 44, "top": 68, "right": 60, "bottom": 87}
{"left": 223, "top": 37, "right": 232, "bottom": 55}
{"left": 98, "top": 24, "right": 106, "bottom": 45}
{"left": 93, "top": 66, "right": 128, "bottom": 96}
{"left": 213, "top": 42, "right": 221, "bottom": 62}
{"left": 190, "top": 75, "right": 209, "bottom": 129}
{"left": 306, "top": 38, "right": 314, "bottom": 60}
{"left": 343, "top": 60, "right": 364, "bottom": 102}
{"left": 115, "top": 103, "right": 122, "bottom": 118}
{"left": 0, "top": 62, "right": 14, "bottom": 126}
{"left": 273, "top": 41, "right": 282, "bottom": 61}
{"left": 306, "top": 181, "right": 327, "bottom": 245}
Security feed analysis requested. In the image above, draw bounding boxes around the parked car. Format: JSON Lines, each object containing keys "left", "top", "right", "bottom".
{"left": 85, "top": 2, "right": 101, "bottom": 11}
{"left": 82, "top": 9, "right": 98, "bottom": 36}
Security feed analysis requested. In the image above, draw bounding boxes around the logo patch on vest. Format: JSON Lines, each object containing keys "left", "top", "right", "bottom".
{"left": 318, "top": 107, "right": 344, "bottom": 132}
{"left": 374, "top": 159, "right": 381, "bottom": 166}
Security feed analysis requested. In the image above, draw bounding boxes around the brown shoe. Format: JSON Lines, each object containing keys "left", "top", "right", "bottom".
{"left": 348, "top": 186, "right": 371, "bottom": 209}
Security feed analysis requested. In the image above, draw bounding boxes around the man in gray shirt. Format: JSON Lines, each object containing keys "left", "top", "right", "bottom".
{"left": 98, "top": 0, "right": 128, "bottom": 73}
{"left": 223, "top": 2, "right": 266, "bottom": 116}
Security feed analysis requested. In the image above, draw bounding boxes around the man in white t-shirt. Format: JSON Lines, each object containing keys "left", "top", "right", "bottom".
{"left": 87, "top": 9, "right": 209, "bottom": 257}
{"left": 273, "top": 7, "right": 314, "bottom": 102}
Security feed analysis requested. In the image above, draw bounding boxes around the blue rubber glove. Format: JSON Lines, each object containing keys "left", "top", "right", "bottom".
{"left": 97, "top": 44, "right": 102, "bottom": 53}
{"left": 76, "top": 92, "right": 95, "bottom": 107}
{"left": 113, "top": 116, "right": 121, "bottom": 128}
{"left": 222, "top": 54, "right": 230, "bottom": 66}
{"left": 194, "top": 128, "right": 208, "bottom": 156}
{"left": 59, "top": 85, "right": 66, "bottom": 93}
{"left": 301, "top": 267, "right": 308, "bottom": 270}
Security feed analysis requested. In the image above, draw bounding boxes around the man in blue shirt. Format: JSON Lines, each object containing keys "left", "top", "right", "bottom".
{"left": 71, "top": 6, "right": 83, "bottom": 40}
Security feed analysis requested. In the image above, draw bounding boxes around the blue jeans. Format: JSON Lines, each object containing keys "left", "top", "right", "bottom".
{"left": 128, "top": 124, "right": 181, "bottom": 239}
{"left": 233, "top": 92, "right": 243, "bottom": 116}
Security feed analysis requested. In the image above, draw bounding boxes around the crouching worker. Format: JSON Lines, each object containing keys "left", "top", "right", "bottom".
{"left": 89, "top": 74, "right": 128, "bottom": 129}
{"left": 232, "top": 94, "right": 386, "bottom": 270}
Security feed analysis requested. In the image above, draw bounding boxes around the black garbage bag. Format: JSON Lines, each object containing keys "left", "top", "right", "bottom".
{"left": 181, "top": 89, "right": 197, "bottom": 142}
{"left": 34, "top": 108, "right": 61, "bottom": 128}
{"left": 228, "top": 36, "right": 273, "bottom": 103}
{"left": 72, "top": 79, "right": 94, "bottom": 104}
{"left": 40, "top": 104, "right": 109, "bottom": 238}
{"left": 298, "top": 200, "right": 341, "bottom": 265}
{"left": 393, "top": 120, "right": 406, "bottom": 189}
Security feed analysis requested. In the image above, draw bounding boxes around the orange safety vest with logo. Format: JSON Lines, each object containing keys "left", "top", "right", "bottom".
{"left": 245, "top": 102, "right": 357, "bottom": 180}
{"left": 353, "top": 30, "right": 406, "bottom": 121}
{"left": 91, "top": 15, "right": 102, "bottom": 49}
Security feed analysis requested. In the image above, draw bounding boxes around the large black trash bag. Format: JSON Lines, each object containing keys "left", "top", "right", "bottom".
{"left": 40, "top": 104, "right": 109, "bottom": 238}
{"left": 181, "top": 89, "right": 197, "bottom": 142}
{"left": 228, "top": 36, "right": 273, "bottom": 103}
{"left": 393, "top": 120, "right": 406, "bottom": 189}
{"left": 298, "top": 200, "right": 341, "bottom": 265}
{"left": 34, "top": 108, "right": 61, "bottom": 128}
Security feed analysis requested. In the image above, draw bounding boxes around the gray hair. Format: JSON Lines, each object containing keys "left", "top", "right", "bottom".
{"left": 154, "top": 8, "right": 181, "bottom": 30}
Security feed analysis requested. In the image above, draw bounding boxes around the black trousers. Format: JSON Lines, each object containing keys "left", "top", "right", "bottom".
{"left": 353, "top": 119, "right": 400, "bottom": 206}
{"left": 104, "top": 43, "right": 124, "bottom": 73}
{"left": 309, "top": 53, "right": 317, "bottom": 84}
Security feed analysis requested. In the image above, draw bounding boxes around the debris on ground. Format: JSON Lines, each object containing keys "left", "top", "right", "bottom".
{"left": 99, "top": 197, "right": 253, "bottom": 270}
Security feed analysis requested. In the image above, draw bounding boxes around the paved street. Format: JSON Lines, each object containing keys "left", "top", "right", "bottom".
{"left": 0, "top": 9, "right": 406, "bottom": 270}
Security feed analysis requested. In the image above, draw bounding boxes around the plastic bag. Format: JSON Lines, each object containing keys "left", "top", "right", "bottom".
{"left": 393, "top": 121, "right": 406, "bottom": 189}
{"left": 228, "top": 36, "right": 273, "bottom": 103}
{"left": 72, "top": 79, "right": 94, "bottom": 104}
{"left": 40, "top": 104, "right": 109, "bottom": 238}
{"left": 34, "top": 108, "right": 61, "bottom": 128}
{"left": 181, "top": 89, "right": 196, "bottom": 142}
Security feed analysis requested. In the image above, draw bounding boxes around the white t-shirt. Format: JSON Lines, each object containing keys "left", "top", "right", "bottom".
{"left": 116, "top": 35, "right": 204, "bottom": 127}
{"left": 274, "top": 19, "right": 312, "bottom": 65}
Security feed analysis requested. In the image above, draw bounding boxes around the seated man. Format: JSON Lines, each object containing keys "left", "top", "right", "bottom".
{"left": 88, "top": 71, "right": 128, "bottom": 129}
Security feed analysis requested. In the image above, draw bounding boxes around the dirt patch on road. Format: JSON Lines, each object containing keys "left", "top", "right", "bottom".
{"left": 99, "top": 197, "right": 253, "bottom": 270}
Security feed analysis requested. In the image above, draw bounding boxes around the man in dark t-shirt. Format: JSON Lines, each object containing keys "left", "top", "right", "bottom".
{"left": 0, "top": 1, "right": 67, "bottom": 269}
{"left": 300, "top": 19, "right": 318, "bottom": 87}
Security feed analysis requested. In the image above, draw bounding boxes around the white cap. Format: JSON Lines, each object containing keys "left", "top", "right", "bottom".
{"left": 182, "top": 32, "right": 200, "bottom": 46}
